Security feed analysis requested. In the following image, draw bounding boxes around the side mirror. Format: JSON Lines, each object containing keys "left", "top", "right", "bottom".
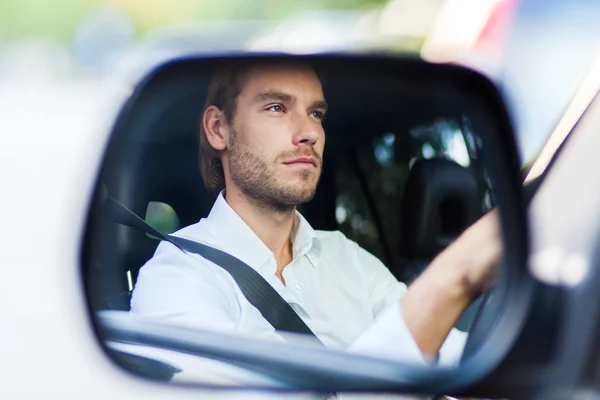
{"left": 82, "top": 53, "right": 530, "bottom": 398}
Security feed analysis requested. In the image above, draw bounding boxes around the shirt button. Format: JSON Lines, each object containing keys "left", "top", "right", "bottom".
{"left": 295, "top": 283, "right": 303, "bottom": 290}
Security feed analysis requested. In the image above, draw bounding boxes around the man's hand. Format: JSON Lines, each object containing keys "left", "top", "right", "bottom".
{"left": 400, "top": 210, "right": 502, "bottom": 357}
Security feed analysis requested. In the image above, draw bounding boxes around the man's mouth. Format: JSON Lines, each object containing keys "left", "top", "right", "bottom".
{"left": 283, "top": 157, "right": 317, "bottom": 167}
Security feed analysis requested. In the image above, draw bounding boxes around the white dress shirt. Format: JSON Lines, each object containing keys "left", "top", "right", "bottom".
{"left": 130, "top": 192, "right": 467, "bottom": 366}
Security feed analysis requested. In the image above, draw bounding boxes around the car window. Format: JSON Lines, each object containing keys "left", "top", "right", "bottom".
{"left": 324, "top": 117, "right": 491, "bottom": 280}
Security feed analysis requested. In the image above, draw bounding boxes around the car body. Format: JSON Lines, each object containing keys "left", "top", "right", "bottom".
{"left": 3, "top": 2, "right": 600, "bottom": 399}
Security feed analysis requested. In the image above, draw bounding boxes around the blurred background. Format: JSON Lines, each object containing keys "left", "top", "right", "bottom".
{"left": 2, "top": 0, "right": 600, "bottom": 168}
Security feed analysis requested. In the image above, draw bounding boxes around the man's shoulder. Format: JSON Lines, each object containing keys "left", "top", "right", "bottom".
{"left": 314, "top": 228, "right": 346, "bottom": 240}
{"left": 314, "top": 229, "right": 381, "bottom": 261}
{"left": 171, "top": 218, "right": 213, "bottom": 242}
{"left": 137, "top": 218, "right": 221, "bottom": 280}
{"left": 147, "top": 218, "right": 216, "bottom": 263}
{"left": 314, "top": 229, "right": 357, "bottom": 250}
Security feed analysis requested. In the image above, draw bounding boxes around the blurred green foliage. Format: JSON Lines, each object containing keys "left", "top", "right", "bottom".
{"left": 0, "top": 0, "right": 387, "bottom": 42}
{"left": 0, "top": 0, "right": 95, "bottom": 42}
{"left": 145, "top": 201, "right": 180, "bottom": 239}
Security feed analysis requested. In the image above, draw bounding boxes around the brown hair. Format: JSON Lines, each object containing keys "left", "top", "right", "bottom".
{"left": 198, "top": 61, "right": 253, "bottom": 195}
{"left": 198, "top": 60, "right": 324, "bottom": 195}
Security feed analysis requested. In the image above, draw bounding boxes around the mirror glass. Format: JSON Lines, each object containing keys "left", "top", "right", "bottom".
{"left": 84, "top": 56, "right": 512, "bottom": 392}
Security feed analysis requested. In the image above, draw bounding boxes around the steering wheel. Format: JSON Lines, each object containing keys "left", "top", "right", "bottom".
{"left": 460, "top": 286, "right": 501, "bottom": 361}
{"left": 461, "top": 175, "right": 542, "bottom": 361}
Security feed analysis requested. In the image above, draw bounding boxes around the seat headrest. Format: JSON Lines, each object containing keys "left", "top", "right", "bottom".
{"left": 399, "top": 158, "right": 482, "bottom": 258}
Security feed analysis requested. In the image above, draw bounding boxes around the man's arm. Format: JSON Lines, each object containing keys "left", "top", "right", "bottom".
{"left": 401, "top": 210, "right": 502, "bottom": 356}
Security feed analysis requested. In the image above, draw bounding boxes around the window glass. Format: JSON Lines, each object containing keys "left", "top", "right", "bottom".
{"left": 332, "top": 117, "right": 491, "bottom": 279}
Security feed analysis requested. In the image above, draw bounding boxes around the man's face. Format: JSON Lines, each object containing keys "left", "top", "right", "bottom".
{"left": 224, "top": 63, "right": 327, "bottom": 211}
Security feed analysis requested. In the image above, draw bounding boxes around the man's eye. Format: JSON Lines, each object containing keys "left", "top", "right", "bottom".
{"left": 267, "top": 105, "right": 283, "bottom": 113}
{"left": 311, "top": 111, "right": 324, "bottom": 120}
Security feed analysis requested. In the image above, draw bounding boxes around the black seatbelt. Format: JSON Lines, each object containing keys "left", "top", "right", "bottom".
{"left": 105, "top": 196, "right": 322, "bottom": 342}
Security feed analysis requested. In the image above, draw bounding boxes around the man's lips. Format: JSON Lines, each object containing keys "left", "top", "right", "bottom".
{"left": 283, "top": 157, "right": 317, "bottom": 167}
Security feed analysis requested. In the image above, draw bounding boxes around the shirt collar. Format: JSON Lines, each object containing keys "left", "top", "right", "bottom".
{"left": 204, "top": 191, "right": 321, "bottom": 272}
{"left": 291, "top": 211, "right": 321, "bottom": 267}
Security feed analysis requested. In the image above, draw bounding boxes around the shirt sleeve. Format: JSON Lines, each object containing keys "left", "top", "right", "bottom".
{"left": 346, "top": 241, "right": 467, "bottom": 366}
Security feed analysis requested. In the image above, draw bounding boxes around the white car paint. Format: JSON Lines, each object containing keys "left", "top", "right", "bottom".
{"left": 0, "top": 62, "right": 317, "bottom": 398}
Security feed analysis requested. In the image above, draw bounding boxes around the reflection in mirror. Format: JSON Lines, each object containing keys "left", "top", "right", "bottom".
{"left": 85, "top": 56, "right": 508, "bottom": 393}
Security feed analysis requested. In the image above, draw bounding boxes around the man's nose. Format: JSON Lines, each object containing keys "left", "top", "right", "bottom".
{"left": 292, "top": 112, "right": 321, "bottom": 146}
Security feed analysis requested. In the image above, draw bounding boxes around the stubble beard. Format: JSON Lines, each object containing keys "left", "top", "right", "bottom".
{"left": 228, "top": 130, "right": 322, "bottom": 213}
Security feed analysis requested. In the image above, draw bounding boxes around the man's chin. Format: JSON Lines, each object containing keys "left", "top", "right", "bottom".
{"left": 291, "top": 188, "right": 318, "bottom": 205}
{"left": 293, "top": 194, "right": 316, "bottom": 205}
{"left": 275, "top": 185, "right": 318, "bottom": 206}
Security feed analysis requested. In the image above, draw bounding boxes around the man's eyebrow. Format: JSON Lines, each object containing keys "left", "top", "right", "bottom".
{"left": 253, "top": 90, "right": 328, "bottom": 112}
{"left": 310, "top": 100, "right": 329, "bottom": 112}
{"left": 253, "top": 90, "right": 294, "bottom": 104}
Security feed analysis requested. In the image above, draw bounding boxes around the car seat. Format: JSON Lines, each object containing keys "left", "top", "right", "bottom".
{"left": 91, "top": 141, "right": 215, "bottom": 310}
{"left": 398, "top": 158, "right": 484, "bottom": 331}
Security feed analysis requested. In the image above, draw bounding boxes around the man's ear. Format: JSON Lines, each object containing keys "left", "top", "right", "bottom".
{"left": 203, "top": 105, "right": 230, "bottom": 151}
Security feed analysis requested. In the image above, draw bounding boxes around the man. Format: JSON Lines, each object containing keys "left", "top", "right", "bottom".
{"left": 130, "top": 60, "right": 501, "bottom": 366}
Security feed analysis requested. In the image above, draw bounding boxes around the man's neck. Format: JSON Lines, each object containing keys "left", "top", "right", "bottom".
{"left": 223, "top": 188, "right": 296, "bottom": 281}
